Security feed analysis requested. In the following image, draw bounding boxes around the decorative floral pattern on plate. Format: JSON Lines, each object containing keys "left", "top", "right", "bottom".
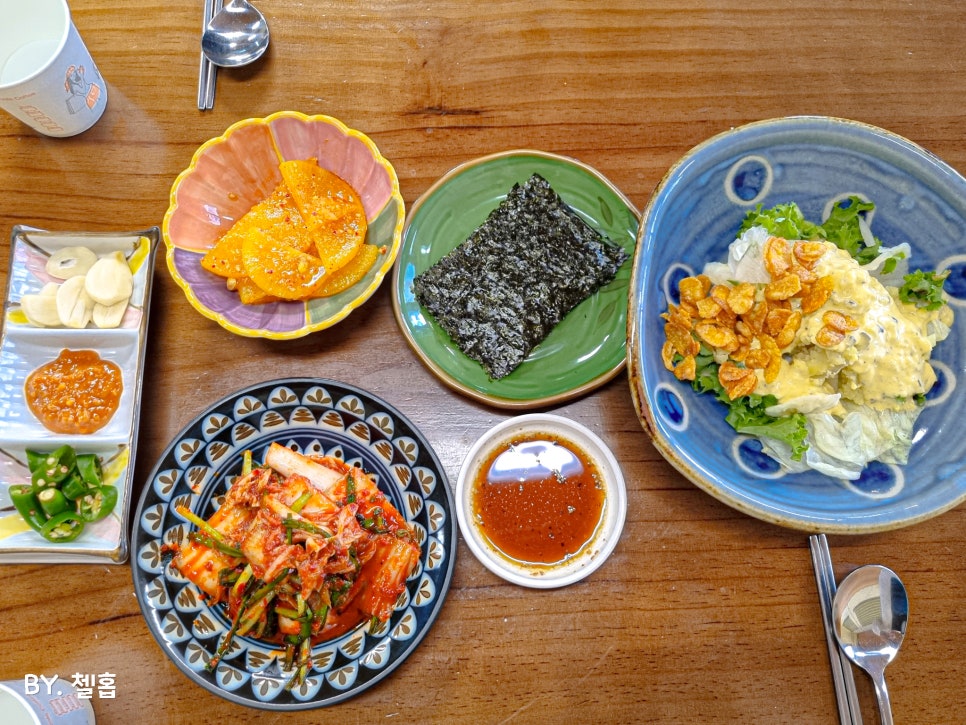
{"left": 131, "top": 379, "right": 456, "bottom": 710}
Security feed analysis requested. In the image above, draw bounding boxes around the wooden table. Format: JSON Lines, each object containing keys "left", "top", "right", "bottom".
{"left": 2, "top": 1, "right": 965, "bottom": 722}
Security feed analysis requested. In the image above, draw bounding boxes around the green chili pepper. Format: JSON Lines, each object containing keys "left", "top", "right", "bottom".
{"left": 30, "top": 445, "right": 76, "bottom": 490}
{"left": 75, "top": 454, "right": 103, "bottom": 487}
{"left": 25, "top": 449, "right": 47, "bottom": 473}
{"left": 76, "top": 485, "right": 118, "bottom": 523}
{"left": 39, "top": 511, "right": 85, "bottom": 543}
{"left": 61, "top": 473, "right": 91, "bottom": 501}
{"left": 37, "top": 487, "right": 68, "bottom": 518}
{"left": 10, "top": 484, "right": 47, "bottom": 533}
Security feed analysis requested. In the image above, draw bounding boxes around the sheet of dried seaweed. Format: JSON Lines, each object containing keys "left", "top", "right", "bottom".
{"left": 412, "top": 173, "right": 628, "bottom": 380}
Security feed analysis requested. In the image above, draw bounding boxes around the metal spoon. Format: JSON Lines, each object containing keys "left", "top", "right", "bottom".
{"left": 832, "top": 564, "right": 909, "bottom": 725}
{"left": 201, "top": 0, "right": 270, "bottom": 68}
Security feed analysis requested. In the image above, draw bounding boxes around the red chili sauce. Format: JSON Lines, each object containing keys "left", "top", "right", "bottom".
{"left": 24, "top": 349, "right": 123, "bottom": 434}
{"left": 472, "top": 433, "right": 605, "bottom": 566}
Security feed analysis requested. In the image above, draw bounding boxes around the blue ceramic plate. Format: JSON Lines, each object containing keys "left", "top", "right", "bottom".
{"left": 131, "top": 379, "right": 456, "bottom": 709}
{"left": 628, "top": 116, "right": 966, "bottom": 533}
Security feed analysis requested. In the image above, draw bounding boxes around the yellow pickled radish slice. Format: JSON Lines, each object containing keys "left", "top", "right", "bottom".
{"left": 232, "top": 276, "right": 281, "bottom": 305}
{"left": 311, "top": 205, "right": 367, "bottom": 275}
{"left": 279, "top": 159, "right": 363, "bottom": 230}
{"left": 202, "top": 184, "right": 313, "bottom": 279}
{"left": 241, "top": 227, "right": 327, "bottom": 301}
{"left": 312, "top": 244, "right": 380, "bottom": 298}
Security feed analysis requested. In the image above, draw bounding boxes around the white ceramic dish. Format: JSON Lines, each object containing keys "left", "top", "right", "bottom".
{"left": 0, "top": 225, "right": 159, "bottom": 563}
{"left": 456, "top": 413, "right": 626, "bottom": 588}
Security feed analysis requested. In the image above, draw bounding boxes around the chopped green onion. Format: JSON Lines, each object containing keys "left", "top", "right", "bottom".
{"left": 177, "top": 505, "right": 238, "bottom": 549}
{"left": 290, "top": 491, "right": 313, "bottom": 513}
{"left": 282, "top": 516, "right": 332, "bottom": 538}
{"left": 346, "top": 473, "right": 356, "bottom": 503}
{"left": 188, "top": 531, "right": 243, "bottom": 558}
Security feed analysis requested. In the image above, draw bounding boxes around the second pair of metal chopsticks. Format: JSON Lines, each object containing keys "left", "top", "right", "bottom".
{"left": 809, "top": 534, "right": 863, "bottom": 725}
{"left": 197, "top": 0, "right": 220, "bottom": 110}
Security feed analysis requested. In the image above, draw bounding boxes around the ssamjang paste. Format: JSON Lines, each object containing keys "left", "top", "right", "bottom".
{"left": 412, "top": 173, "right": 628, "bottom": 379}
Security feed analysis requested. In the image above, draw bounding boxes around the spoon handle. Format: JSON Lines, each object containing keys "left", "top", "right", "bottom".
{"left": 871, "top": 672, "right": 893, "bottom": 725}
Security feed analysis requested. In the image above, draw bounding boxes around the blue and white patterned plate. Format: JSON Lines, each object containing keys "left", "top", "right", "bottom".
{"left": 628, "top": 116, "right": 966, "bottom": 533}
{"left": 131, "top": 379, "right": 456, "bottom": 709}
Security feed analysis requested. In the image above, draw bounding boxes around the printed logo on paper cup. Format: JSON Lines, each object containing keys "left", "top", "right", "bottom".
{"left": 64, "top": 64, "right": 100, "bottom": 115}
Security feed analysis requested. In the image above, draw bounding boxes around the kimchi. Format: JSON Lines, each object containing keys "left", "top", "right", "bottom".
{"left": 172, "top": 442, "right": 421, "bottom": 688}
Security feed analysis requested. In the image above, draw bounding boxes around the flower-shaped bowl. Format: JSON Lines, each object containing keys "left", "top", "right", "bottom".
{"left": 163, "top": 111, "right": 405, "bottom": 339}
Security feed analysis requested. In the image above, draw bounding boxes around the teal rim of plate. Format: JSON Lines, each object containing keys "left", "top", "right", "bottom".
{"left": 391, "top": 150, "right": 640, "bottom": 409}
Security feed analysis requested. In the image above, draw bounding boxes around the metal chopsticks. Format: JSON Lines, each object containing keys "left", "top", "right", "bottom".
{"left": 197, "top": 0, "right": 218, "bottom": 110}
{"left": 809, "top": 534, "right": 863, "bottom": 725}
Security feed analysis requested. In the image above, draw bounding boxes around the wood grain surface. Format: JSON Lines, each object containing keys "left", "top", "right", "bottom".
{"left": 1, "top": 1, "right": 965, "bottom": 723}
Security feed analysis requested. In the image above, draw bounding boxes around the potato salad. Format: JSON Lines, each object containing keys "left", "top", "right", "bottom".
{"left": 662, "top": 198, "right": 953, "bottom": 479}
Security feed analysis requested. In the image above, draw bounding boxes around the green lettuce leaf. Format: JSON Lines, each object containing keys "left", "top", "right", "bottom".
{"left": 739, "top": 196, "right": 882, "bottom": 264}
{"left": 899, "top": 269, "right": 949, "bottom": 311}
{"left": 821, "top": 196, "right": 880, "bottom": 264}
{"left": 688, "top": 348, "right": 809, "bottom": 461}
{"left": 730, "top": 407, "right": 810, "bottom": 462}
{"left": 738, "top": 202, "right": 823, "bottom": 241}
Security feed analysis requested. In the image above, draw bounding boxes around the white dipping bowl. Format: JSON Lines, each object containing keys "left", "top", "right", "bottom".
{"left": 456, "top": 413, "right": 626, "bottom": 588}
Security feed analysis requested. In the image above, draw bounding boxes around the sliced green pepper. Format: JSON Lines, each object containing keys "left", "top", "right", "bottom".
{"left": 9, "top": 484, "right": 47, "bottom": 533}
{"left": 75, "top": 454, "right": 103, "bottom": 487}
{"left": 61, "top": 473, "right": 90, "bottom": 501}
{"left": 39, "top": 511, "right": 84, "bottom": 543}
{"left": 76, "top": 485, "right": 118, "bottom": 523}
{"left": 37, "top": 487, "right": 68, "bottom": 518}
{"left": 29, "top": 445, "right": 76, "bottom": 490}
{"left": 25, "top": 449, "right": 47, "bottom": 473}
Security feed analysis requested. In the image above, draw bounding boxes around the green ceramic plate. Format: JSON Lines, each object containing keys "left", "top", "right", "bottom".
{"left": 391, "top": 150, "right": 639, "bottom": 408}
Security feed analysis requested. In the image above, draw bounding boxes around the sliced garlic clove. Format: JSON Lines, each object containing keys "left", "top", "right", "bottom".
{"left": 85, "top": 251, "right": 134, "bottom": 306}
{"left": 56, "top": 275, "right": 94, "bottom": 328}
{"left": 92, "top": 299, "right": 128, "bottom": 329}
{"left": 47, "top": 246, "right": 98, "bottom": 280}
{"left": 20, "top": 292, "right": 63, "bottom": 327}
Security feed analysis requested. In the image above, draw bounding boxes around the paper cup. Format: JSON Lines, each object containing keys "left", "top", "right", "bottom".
{"left": 0, "top": 0, "right": 107, "bottom": 137}
{"left": 0, "top": 680, "right": 95, "bottom": 724}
